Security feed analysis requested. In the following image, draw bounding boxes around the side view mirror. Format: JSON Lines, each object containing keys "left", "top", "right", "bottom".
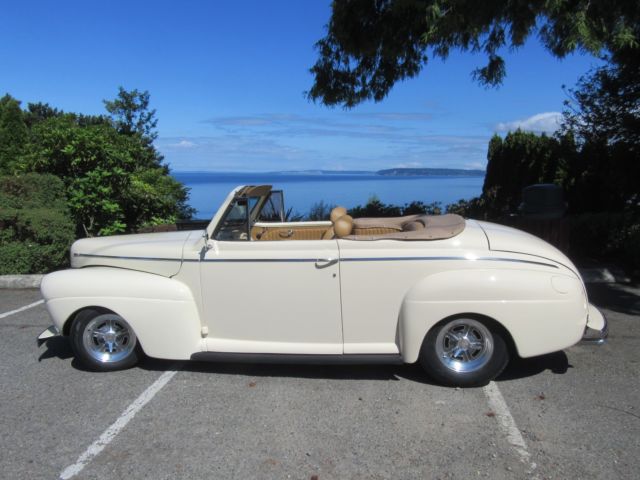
{"left": 205, "top": 239, "right": 217, "bottom": 251}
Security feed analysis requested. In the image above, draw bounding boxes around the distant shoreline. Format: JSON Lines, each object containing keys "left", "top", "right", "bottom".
{"left": 376, "top": 168, "right": 485, "bottom": 177}
{"left": 173, "top": 167, "right": 485, "bottom": 177}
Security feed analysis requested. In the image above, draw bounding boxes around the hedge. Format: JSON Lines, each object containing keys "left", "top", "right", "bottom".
{"left": 0, "top": 173, "right": 75, "bottom": 274}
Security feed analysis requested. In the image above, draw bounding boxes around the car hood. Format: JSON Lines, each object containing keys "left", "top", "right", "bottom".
{"left": 477, "top": 221, "right": 579, "bottom": 274}
{"left": 70, "top": 230, "right": 198, "bottom": 277}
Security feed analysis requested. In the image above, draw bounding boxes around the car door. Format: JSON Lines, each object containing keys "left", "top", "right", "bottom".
{"left": 200, "top": 238, "right": 343, "bottom": 355}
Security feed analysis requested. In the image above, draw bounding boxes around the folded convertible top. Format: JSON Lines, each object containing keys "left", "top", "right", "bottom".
{"left": 346, "top": 214, "right": 465, "bottom": 241}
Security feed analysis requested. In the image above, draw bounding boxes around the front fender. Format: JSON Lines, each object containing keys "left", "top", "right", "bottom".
{"left": 41, "top": 267, "right": 202, "bottom": 359}
{"left": 398, "top": 268, "right": 588, "bottom": 363}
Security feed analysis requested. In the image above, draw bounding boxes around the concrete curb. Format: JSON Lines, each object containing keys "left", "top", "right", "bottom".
{"left": 578, "top": 267, "right": 631, "bottom": 284}
{"left": 0, "top": 275, "right": 44, "bottom": 289}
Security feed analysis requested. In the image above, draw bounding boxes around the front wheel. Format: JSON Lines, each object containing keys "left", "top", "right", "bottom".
{"left": 70, "top": 310, "right": 140, "bottom": 371}
{"left": 419, "top": 317, "right": 509, "bottom": 387}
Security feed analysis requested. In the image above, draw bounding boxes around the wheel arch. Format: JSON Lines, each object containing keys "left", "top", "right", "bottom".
{"left": 62, "top": 306, "right": 111, "bottom": 337}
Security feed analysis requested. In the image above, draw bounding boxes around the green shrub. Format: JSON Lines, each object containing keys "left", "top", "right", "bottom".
{"left": 403, "top": 200, "right": 442, "bottom": 215}
{"left": 569, "top": 211, "right": 640, "bottom": 272}
{"left": 306, "top": 201, "right": 336, "bottom": 221}
{"left": 348, "top": 196, "right": 401, "bottom": 217}
{"left": 0, "top": 173, "right": 75, "bottom": 274}
{"left": 445, "top": 197, "right": 488, "bottom": 219}
{"left": 347, "top": 196, "right": 442, "bottom": 218}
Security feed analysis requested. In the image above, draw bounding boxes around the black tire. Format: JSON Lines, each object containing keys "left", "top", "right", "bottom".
{"left": 419, "top": 316, "right": 509, "bottom": 387}
{"left": 69, "top": 309, "right": 140, "bottom": 372}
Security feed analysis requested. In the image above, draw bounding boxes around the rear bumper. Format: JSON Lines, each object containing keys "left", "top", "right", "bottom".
{"left": 581, "top": 304, "right": 608, "bottom": 345}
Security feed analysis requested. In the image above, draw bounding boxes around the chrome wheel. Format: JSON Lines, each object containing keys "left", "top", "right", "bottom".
{"left": 435, "top": 318, "right": 494, "bottom": 373}
{"left": 82, "top": 313, "right": 137, "bottom": 364}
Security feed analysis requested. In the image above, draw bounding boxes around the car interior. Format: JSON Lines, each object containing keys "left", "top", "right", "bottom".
{"left": 215, "top": 185, "right": 466, "bottom": 242}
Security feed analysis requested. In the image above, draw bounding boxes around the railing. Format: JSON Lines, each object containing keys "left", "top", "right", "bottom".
{"left": 498, "top": 215, "right": 570, "bottom": 253}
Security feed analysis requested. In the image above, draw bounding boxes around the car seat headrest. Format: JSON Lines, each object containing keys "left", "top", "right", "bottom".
{"left": 330, "top": 206, "right": 347, "bottom": 223}
{"left": 334, "top": 214, "right": 353, "bottom": 238}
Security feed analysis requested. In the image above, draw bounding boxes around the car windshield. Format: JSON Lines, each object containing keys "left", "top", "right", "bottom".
{"left": 214, "top": 197, "right": 253, "bottom": 240}
{"left": 257, "top": 191, "right": 284, "bottom": 222}
{"left": 215, "top": 186, "right": 284, "bottom": 241}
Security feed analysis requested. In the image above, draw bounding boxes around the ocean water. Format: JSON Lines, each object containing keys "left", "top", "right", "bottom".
{"left": 173, "top": 172, "right": 485, "bottom": 219}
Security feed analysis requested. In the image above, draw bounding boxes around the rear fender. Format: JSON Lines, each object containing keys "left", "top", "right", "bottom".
{"left": 398, "top": 268, "right": 588, "bottom": 363}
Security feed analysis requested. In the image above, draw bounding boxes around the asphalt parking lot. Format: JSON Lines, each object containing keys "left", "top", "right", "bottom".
{"left": 1, "top": 284, "right": 638, "bottom": 480}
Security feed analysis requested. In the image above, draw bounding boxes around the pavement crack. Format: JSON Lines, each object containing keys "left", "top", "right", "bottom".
{"left": 599, "top": 404, "right": 640, "bottom": 420}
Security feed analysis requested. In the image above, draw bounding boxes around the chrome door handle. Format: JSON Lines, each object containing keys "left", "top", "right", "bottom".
{"left": 315, "top": 258, "right": 338, "bottom": 269}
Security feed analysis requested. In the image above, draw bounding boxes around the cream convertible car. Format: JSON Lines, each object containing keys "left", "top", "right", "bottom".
{"left": 38, "top": 185, "right": 607, "bottom": 387}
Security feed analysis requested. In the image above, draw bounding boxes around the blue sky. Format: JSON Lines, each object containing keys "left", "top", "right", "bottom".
{"left": 1, "top": 0, "right": 602, "bottom": 172}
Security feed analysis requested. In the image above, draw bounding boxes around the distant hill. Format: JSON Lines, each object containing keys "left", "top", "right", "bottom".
{"left": 376, "top": 168, "right": 485, "bottom": 177}
{"left": 270, "top": 170, "right": 372, "bottom": 175}
{"left": 175, "top": 168, "right": 485, "bottom": 177}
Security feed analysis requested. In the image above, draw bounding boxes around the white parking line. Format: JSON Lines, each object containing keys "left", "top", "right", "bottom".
{"left": 0, "top": 299, "right": 44, "bottom": 319}
{"left": 483, "top": 381, "right": 537, "bottom": 474}
{"left": 59, "top": 368, "right": 180, "bottom": 480}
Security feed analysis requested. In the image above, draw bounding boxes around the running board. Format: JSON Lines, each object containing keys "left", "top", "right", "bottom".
{"left": 191, "top": 352, "right": 404, "bottom": 365}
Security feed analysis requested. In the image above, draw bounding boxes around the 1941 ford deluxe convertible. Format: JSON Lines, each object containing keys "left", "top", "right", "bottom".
{"left": 38, "top": 185, "right": 607, "bottom": 387}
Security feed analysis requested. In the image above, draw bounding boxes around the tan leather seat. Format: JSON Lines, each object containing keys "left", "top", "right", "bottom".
{"left": 259, "top": 226, "right": 327, "bottom": 241}
{"left": 322, "top": 226, "right": 335, "bottom": 240}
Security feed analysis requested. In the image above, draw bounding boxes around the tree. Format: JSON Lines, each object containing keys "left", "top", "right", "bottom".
{"left": 23, "top": 113, "right": 193, "bottom": 236}
{"left": 560, "top": 49, "right": 640, "bottom": 210}
{"left": 482, "top": 130, "right": 579, "bottom": 214}
{"left": 104, "top": 87, "right": 158, "bottom": 140}
{"left": 563, "top": 56, "right": 639, "bottom": 149}
{"left": 23, "top": 102, "right": 63, "bottom": 128}
{"left": 0, "top": 94, "right": 28, "bottom": 174}
{"left": 0, "top": 88, "right": 193, "bottom": 237}
{"left": 309, "top": 0, "right": 640, "bottom": 107}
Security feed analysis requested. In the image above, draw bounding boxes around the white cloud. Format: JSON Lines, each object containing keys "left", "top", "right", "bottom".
{"left": 166, "top": 140, "right": 197, "bottom": 148}
{"left": 393, "top": 161, "right": 423, "bottom": 168}
{"left": 464, "top": 162, "right": 485, "bottom": 170}
{"left": 495, "top": 112, "right": 562, "bottom": 134}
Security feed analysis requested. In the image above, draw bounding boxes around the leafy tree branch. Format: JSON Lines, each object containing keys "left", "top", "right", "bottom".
{"left": 309, "top": 0, "right": 639, "bottom": 107}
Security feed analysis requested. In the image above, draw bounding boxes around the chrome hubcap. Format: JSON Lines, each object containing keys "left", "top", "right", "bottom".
{"left": 82, "top": 314, "right": 136, "bottom": 363}
{"left": 435, "top": 318, "right": 493, "bottom": 373}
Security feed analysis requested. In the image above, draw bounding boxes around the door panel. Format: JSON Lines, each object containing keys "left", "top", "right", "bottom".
{"left": 201, "top": 239, "right": 343, "bottom": 354}
{"left": 336, "top": 224, "right": 489, "bottom": 353}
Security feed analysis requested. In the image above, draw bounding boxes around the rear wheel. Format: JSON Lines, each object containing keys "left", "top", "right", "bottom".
{"left": 419, "top": 316, "right": 509, "bottom": 387}
{"left": 70, "top": 310, "right": 140, "bottom": 371}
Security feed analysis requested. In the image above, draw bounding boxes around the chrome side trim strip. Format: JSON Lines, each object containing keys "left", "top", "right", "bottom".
{"left": 479, "top": 257, "right": 558, "bottom": 268}
{"left": 341, "top": 256, "right": 463, "bottom": 262}
{"left": 73, "top": 253, "right": 181, "bottom": 262}
{"left": 202, "top": 258, "right": 317, "bottom": 263}
{"left": 339, "top": 256, "right": 558, "bottom": 268}
{"left": 491, "top": 249, "right": 577, "bottom": 275}
{"left": 75, "top": 252, "right": 558, "bottom": 268}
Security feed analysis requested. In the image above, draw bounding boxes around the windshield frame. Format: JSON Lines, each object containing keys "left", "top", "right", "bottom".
{"left": 210, "top": 185, "right": 286, "bottom": 241}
